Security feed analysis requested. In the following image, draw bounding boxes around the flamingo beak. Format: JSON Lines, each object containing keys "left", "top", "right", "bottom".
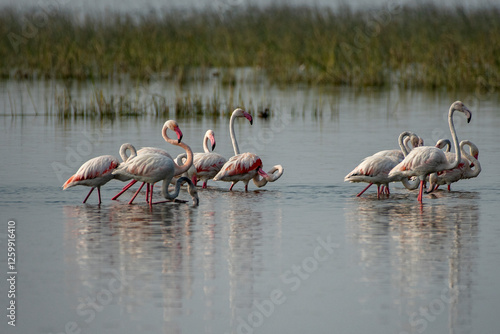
{"left": 257, "top": 167, "right": 268, "bottom": 178}
{"left": 244, "top": 112, "right": 253, "bottom": 125}
{"left": 175, "top": 128, "right": 183, "bottom": 143}
{"left": 464, "top": 107, "right": 472, "bottom": 123}
{"left": 210, "top": 135, "right": 216, "bottom": 151}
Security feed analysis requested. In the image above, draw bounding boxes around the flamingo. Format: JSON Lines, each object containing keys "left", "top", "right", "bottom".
{"left": 192, "top": 129, "right": 227, "bottom": 188}
{"left": 345, "top": 131, "right": 421, "bottom": 197}
{"left": 111, "top": 143, "right": 175, "bottom": 201}
{"left": 63, "top": 143, "right": 137, "bottom": 204}
{"left": 429, "top": 140, "right": 480, "bottom": 191}
{"left": 213, "top": 108, "right": 283, "bottom": 191}
{"left": 388, "top": 101, "right": 472, "bottom": 202}
{"left": 112, "top": 120, "right": 198, "bottom": 207}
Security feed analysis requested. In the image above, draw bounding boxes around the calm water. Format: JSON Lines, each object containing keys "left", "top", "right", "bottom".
{"left": 1, "top": 79, "right": 500, "bottom": 334}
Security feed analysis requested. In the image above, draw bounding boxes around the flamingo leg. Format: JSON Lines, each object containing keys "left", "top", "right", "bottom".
{"left": 447, "top": 184, "right": 451, "bottom": 191}
{"left": 112, "top": 180, "right": 138, "bottom": 200}
{"left": 149, "top": 183, "right": 154, "bottom": 209}
{"left": 245, "top": 183, "right": 248, "bottom": 192}
{"left": 202, "top": 181, "right": 207, "bottom": 189}
{"left": 229, "top": 183, "right": 235, "bottom": 191}
{"left": 191, "top": 175, "right": 198, "bottom": 187}
{"left": 376, "top": 184, "right": 381, "bottom": 199}
{"left": 417, "top": 180, "right": 425, "bottom": 202}
{"left": 146, "top": 184, "right": 150, "bottom": 203}
{"left": 83, "top": 187, "right": 95, "bottom": 204}
{"left": 97, "top": 187, "right": 102, "bottom": 205}
{"left": 385, "top": 184, "right": 390, "bottom": 195}
{"left": 129, "top": 182, "right": 145, "bottom": 205}
{"left": 356, "top": 183, "right": 373, "bottom": 197}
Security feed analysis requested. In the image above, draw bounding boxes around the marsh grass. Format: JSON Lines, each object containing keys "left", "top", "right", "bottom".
{"left": 0, "top": 3, "right": 499, "bottom": 89}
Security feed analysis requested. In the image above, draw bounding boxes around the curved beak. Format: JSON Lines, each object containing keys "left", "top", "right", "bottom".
{"left": 464, "top": 107, "right": 472, "bottom": 123}
{"left": 210, "top": 134, "right": 216, "bottom": 151}
{"left": 257, "top": 167, "right": 268, "bottom": 178}
{"left": 175, "top": 128, "right": 183, "bottom": 143}
{"left": 244, "top": 112, "right": 253, "bottom": 125}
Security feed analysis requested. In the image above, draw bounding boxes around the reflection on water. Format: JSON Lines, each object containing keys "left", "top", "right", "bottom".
{"left": 345, "top": 192, "right": 479, "bottom": 334}
{"left": 62, "top": 193, "right": 282, "bottom": 334}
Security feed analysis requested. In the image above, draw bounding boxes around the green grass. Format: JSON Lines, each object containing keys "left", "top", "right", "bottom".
{"left": 1, "top": 3, "right": 499, "bottom": 89}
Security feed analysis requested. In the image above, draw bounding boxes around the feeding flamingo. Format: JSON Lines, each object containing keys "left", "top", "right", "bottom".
{"left": 213, "top": 108, "right": 283, "bottom": 191}
{"left": 429, "top": 140, "right": 481, "bottom": 191}
{"left": 63, "top": 143, "right": 137, "bottom": 204}
{"left": 345, "top": 131, "right": 422, "bottom": 198}
{"left": 112, "top": 120, "right": 198, "bottom": 207}
{"left": 388, "top": 101, "right": 472, "bottom": 202}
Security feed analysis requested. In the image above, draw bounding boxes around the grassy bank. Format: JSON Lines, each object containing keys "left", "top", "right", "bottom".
{"left": 1, "top": 3, "right": 499, "bottom": 89}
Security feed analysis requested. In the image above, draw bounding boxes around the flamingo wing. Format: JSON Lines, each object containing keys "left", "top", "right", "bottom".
{"left": 345, "top": 155, "right": 399, "bottom": 183}
{"left": 63, "top": 155, "right": 119, "bottom": 189}
{"left": 389, "top": 147, "right": 448, "bottom": 178}
{"left": 214, "top": 153, "right": 262, "bottom": 180}
{"left": 138, "top": 147, "right": 173, "bottom": 160}
{"left": 194, "top": 152, "right": 227, "bottom": 174}
{"left": 113, "top": 153, "right": 174, "bottom": 183}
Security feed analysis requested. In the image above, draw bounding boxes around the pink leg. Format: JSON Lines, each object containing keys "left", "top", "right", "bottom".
{"left": 356, "top": 183, "right": 373, "bottom": 197}
{"left": 129, "top": 182, "right": 145, "bottom": 204}
{"left": 202, "top": 181, "right": 207, "bottom": 189}
{"left": 191, "top": 175, "right": 198, "bottom": 187}
{"left": 447, "top": 184, "right": 451, "bottom": 191}
{"left": 229, "top": 183, "right": 235, "bottom": 191}
{"left": 83, "top": 187, "right": 95, "bottom": 203}
{"left": 377, "top": 184, "right": 381, "bottom": 199}
{"left": 112, "top": 180, "right": 137, "bottom": 200}
{"left": 385, "top": 184, "right": 390, "bottom": 195}
{"left": 417, "top": 180, "right": 425, "bottom": 202}
{"left": 146, "top": 184, "right": 150, "bottom": 203}
{"left": 245, "top": 183, "right": 248, "bottom": 192}
{"left": 149, "top": 183, "right": 154, "bottom": 209}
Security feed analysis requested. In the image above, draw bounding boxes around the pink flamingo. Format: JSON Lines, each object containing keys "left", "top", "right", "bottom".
{"left": 388, "top": 101, "right": 472, "bottom": 202}
{"left": 111, "top": 146, "right": 172, "bottom": 201}
{"left": 213, "top": 108, "right": 283, "bottom": 191}
{"left": 111, "top": 120, "right": 198, "bottom": 207}
{"left": 63, "top": 143, "right": 137, "bottom": 204}
{"left": 345, "top": 131, "right": 421, "bottom": 197}
{"left": 178, "top": 129, "right": 227, "bottom": 188}
{"left": 429, "top": 140, "right": 480, "bottom": 191}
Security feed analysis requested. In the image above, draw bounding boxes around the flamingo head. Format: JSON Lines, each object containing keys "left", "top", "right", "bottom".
{"left": 164, "top": 120, "right": 183, "bottom": 143}
{"left": 452, "top": 101, "right": 472, "bottom": 123}
{"left": 206, "top": 129, "right": 216, "bottom": 151}
{"left": 257, "top": 167, "right": 269, "bottom": 178}
{"left": 435, "top": 139, "right": 451, "bottom": 152}
{"left": 233, "top": 108, "right": 253, "bottom": 125}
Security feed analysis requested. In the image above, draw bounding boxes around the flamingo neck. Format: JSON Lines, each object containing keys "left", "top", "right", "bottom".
{"left": 229, "top": 113, "right": 240, "bottom": 156}
{"left": 448, "top": 107, "right": 461, "bottom": 169}
{"left": 398, "top": 131, "right": 412, "bottom": 157}
{"left": 203, "top": 134, "right": 211, "bottom": 153}
{"left": 119, "top": 143, "right": 137, "bottom": 162}
{"left": 162, "top": 176, "right": 182, "bottom": 200}
{"left": 174, "top": 142, "right": 194, "bottom": 175}
{"left": 460, "top": 140, "right": 481, "bottom": 177}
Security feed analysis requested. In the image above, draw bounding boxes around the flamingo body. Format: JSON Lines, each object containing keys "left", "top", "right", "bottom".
{"left": 193, "top": 152, "right": 227, "bottom": 188}
{"left": 213, "top": 153, "right": 267, "bottom": 190}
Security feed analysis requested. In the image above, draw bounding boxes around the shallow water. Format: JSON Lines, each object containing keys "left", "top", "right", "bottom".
{"left": 1, "top": 80, "right": 500, "bottom": 334}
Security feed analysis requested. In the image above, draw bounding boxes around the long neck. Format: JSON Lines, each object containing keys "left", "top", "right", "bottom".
{"left": 229, "top": 113, "right": 240, "bottom": 156}
{"left": 162, "top": 126, "right": 194, "bottom": 175}
{"left": 161, "top": 176, "right": 182, "bottom": 200}
{"left": 174, "top": 142, "right": 193, "bottom": 175}
{"left": 460, "top": 140, "right": 481, "bottom": 177}
{"left": 119, "top": 143, "right": 137, "bottom": 162}
{"left": 448, "top": 107, "right": 461, "bottom": 169}
{"left": 398, "top": 131, "right": 412, "bottom": 156}
{"left": 252, "top": 165, "right": 284, "bottom": 187}
{"left": 203, "top": 134, "right": 210, "bottom": 153}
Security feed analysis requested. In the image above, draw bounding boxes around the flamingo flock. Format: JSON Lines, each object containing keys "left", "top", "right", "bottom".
{"left": 346, "top": 101, "right": 481, "bottom": 202}
{"left": 63, "top": 109, "right": 285, "bottom": 207}
{"left": 64, "top": 101, "right": 481, "bottom": 207}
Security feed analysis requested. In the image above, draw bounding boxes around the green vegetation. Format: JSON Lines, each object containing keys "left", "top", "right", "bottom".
{"left": 0, "top": 3, "right": 499, "bottom": 89}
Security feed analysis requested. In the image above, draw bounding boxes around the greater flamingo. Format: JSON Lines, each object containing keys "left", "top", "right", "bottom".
{"left": 63, "top": 143, "right": 137, "bottom": 204}
{"left": 345, "top": 131, "right": 422, "bottom": 197}
{"left": 112, "top": 120, "right": 198, "bottom": 207}
{"left": 213, "top": 108, "right": 283, "bottom": 191}
{"left": 192, "top": 129, "right": 227, "bottom": 188}
{"left": 111, "top": 146, "right": 174, "bottom": 201}
{"left": 429, "top": 140, "right": 480, "bottom": 191}
{"left": 388, "top": 101, "right": 472, "bottom": 202}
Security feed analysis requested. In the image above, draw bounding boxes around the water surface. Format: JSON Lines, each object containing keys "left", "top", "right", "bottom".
{"left": 1, "top": 80, "right": 500, "bottom": 334}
